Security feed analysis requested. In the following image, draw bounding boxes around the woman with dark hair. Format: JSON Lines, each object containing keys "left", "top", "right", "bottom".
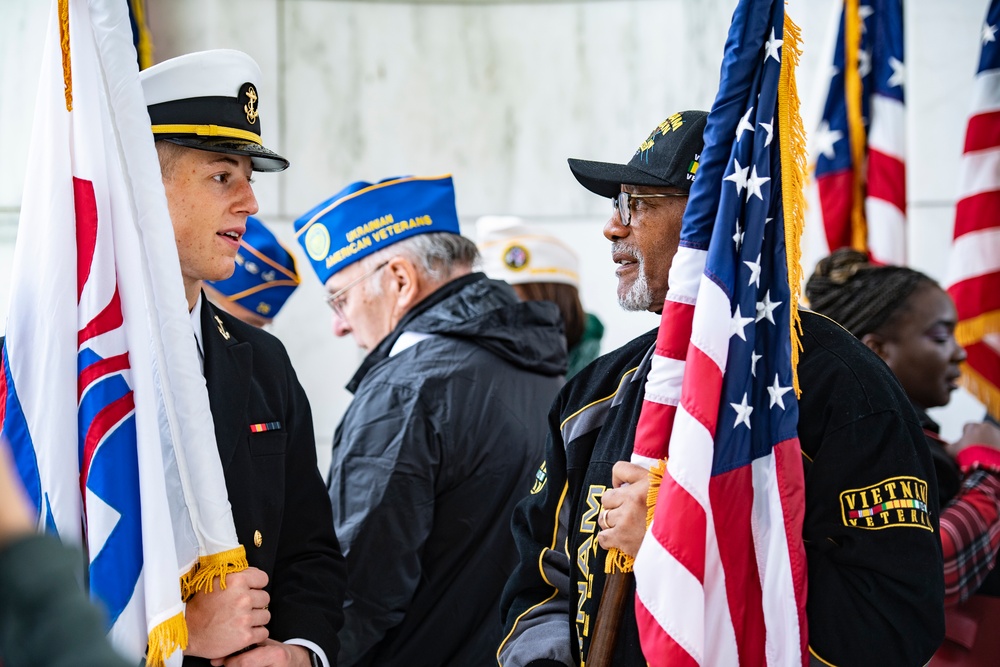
{"left": 806, "top": 248, "right": 1000, "bottom": 666}
{"left": 477, "top": 217, "right": 604, "bottom": 378}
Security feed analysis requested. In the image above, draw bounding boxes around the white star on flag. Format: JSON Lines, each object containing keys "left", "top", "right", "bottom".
{"left": 984, "top": 22, "right": 998, "bottom": 45}
{"left": 887, "top": 57, "right": 904, "bottom": 88}
{"left": 764, "top": 28, "right": 782, "bottom": 63}
{"left": 759, "top": 119, "right": 774, "bottom": 147}
{"left": 755, "top": 289, "right": 782, "bottom": 324}
{"left": 767, "top": 374, "right": 793, "bottom": 410}
{"left": 731, "top": 305, "right": 754, "bottom": 341}
{"left": 736, "top": 107, "right": 755, "bottom": 142}
{"left": 859, "top": 5, "right": 874, "bottom": 31}
{"left": 751, "top": 350, "right": 762, "bottom": 377}
{"left": 814, "top": 120, "right": 842, "bottom": 160}
{"left": 858, "top": 48, "right": 873, "bottom": 78}
{"left": 733, "top": 222, "right": 744, "bottom": 250}
{"left": 731, "top": 392, "right": 753, "bottom": 429}
{"left": 724, "top": 158, "right": 749, "bottom": 195}
{"left": 745, "top": 165, "right": 770, "bottom": 202}
{"left": 744, "top": 253, "right": 762, "bottom": 287}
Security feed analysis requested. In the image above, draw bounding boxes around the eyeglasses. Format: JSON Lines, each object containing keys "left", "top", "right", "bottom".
{"left": 325, "top": 260, "right": 389, "bottom": 319}
{"left": 612, "top": 191, "right": 688, "bottom": 227}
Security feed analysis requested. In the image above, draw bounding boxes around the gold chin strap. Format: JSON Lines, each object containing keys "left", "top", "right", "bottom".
{"left": 151, "top": 124, "right": 262, "bottom": 145}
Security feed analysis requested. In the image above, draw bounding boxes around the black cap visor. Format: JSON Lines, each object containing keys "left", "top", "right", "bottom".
{"left": 163, "top": 136, "right": 289, "bottom": 173}
{"left": 567, "top": 158, "right": 680, "bottom": 199}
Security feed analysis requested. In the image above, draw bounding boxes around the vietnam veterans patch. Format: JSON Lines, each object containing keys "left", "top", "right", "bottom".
{"left": 840, "top": 476, "right": 932, "bottom": 531}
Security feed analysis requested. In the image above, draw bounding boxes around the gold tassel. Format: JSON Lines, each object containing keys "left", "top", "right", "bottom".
{"left": 960, "top": 363, "right": 1000, "bottom": 420}
{"left": 843, "top": 0, "right": 868, "bottom": 253}
{"left": 955, "top": 310, "right": 1000, "bottom": 347}
{"left": 603, "top": 459, "right": 666, "bottom": 575}
{"left": 144, "top": 611, "right": 188, "bottom": 667}
{"left": 779, "top": 13, "right": 807, "bottom": 397}
{"left": 58, "top": 0, "right": 72, "bottom": 111}
{"left": 180, "top": 545, "right": 249, "bottom": 599}
{"left": 130, "top": 0, "right": 154, "bottom": 70}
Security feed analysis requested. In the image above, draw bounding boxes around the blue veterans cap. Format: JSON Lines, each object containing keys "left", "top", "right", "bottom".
{"left": 205, "top": 216, "right": 300, "bottom": 320}
{"left": 294, "top": 175, "right": 461, "bottom": 284}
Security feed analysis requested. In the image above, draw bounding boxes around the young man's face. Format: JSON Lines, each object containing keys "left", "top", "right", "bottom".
{"left": 603, "top": 184, "right": 687, "bottom": 313}
{"left": 161, "top": 146, "right": 258, "bottom": 304}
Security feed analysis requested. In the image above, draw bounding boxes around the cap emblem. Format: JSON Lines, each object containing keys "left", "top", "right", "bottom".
{"left": 242, "top": 83, "right": 259, "bottom": 125}
{"left": 503, "top": 244, "right": 530, "bottom": 271}
{"left": 305, "top": 223, "right": 332, "bottom": 262}
{"left": 637, "top": 112, "right": 687, "bottom": 161}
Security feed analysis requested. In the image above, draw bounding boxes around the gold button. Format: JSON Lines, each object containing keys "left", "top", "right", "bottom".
{"left": 254, "top": 530, "right": 262, "bottom": 548}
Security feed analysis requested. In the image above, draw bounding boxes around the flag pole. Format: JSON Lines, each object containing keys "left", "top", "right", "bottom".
{"left": 587, "top": 571, "right": 630, "bottom": 666}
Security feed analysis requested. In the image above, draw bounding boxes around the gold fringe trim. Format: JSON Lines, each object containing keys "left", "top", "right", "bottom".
{"left": 843, "top": 0, "right": 867, "bottom": 253}
{"left": 130, "top": 0, "right": 154, "bottom": 70}
{"left": 955, "top": 310, "right": 1000, "bottom": 347}
{"left": 603, "top": 459, "right": 666, "bottom": 575}
{"left": 144, "top": 611, "right": 188, "bottom": 667}
{"left": 960, "top": 363, "right": 1000, "bottom": 421}
{"left": 779, "top": 13, "right": 807, "bottom": 397}
{"left": 58, "top": 0, "right": 72, "bottom": 111}
{"left": 179, "top": 545, "right": 249, "bottom": 599}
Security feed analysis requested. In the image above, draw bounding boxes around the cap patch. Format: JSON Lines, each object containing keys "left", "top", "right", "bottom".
{"left": 305, "top": 224, "right": 331, "bottom": 262}
{"left": 241, "top": 82, "right": 259, "bottom": 125}
{"left": 839, "top": 476, "right": 932, "bottom": 531}
{"left": 503, "top": 244, "right": 530, "bottom": 271}
{"left": 687, "top": 154, "right": 700, "bottom": 180}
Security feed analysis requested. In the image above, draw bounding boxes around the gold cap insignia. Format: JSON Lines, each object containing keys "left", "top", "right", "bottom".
{"left": 241, "top": 82, "right": 259, "bottom": 125}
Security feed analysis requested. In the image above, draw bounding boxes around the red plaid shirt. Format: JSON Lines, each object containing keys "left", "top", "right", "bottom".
{"left": 937, "top": 441, "right": 1000, "bottom": 606}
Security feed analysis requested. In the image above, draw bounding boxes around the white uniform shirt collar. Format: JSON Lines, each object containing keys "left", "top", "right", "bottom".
{"left": 191, "top": 293, "right": 205, "bottom": 374}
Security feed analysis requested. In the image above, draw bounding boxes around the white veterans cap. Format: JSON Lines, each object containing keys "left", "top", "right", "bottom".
{"left": 476, "top": 216, "right": 580, "bottom": 288}
{"left": 139, "top": 49, "right": 288, "bottom": 172}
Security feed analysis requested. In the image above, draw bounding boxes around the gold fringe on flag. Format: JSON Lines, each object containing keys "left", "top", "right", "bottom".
{"left": 603, "top": 459, "right": 667, "bottom": 575}
{"left": 180, "top": 545, "right": 249, "bottom": 599}
{"left": 779, "top": 13, "right": 807, "bottom": 396}
{"left": 130, "top": 0, "right": 154, "bottom": 70}
{"left": 952, "top": 310, "right": 1000, "bottom": 417}
{"left": 843, "top": 0, "right": 868, "bottom": 253}
{"left": 955, "top": 310, "right": 1000, "bottom": 348}
{"left": 58, "top": 0, "right": 72, "bottom": 111}
{"left": 144, "top": 611, "right": 188, "bottom": 667}
{"left": 959, "top": 362, "right": 1000, "bottom": 422}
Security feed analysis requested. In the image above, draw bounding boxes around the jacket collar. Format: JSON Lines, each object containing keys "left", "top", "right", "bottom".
{"left": 346, "top": 273, "right": 483, "bottom": 393}
{"left": 200, "top": 294, "right": 253, "bottom": 469}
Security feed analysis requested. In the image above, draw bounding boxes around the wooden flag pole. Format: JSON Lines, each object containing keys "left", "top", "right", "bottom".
{"left": 586, "top": 571, "right": 631, "bottom": 667}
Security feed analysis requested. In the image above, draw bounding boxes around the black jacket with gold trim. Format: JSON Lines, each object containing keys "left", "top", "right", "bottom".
{"left": 499, "top": 311, "right": 944, "bottom": 667}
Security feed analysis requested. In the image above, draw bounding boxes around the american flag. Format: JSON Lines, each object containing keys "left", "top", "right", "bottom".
{"left": 630, "top": 0, "right": 808, "bottom": 664}
{"left": 813, "top": 0, "right": 906, "bottom": 264}
{"left": 947, "top": 0, "right": 1000, "bottom": 419}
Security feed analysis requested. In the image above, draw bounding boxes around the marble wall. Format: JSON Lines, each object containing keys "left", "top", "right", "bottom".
{"left": 0, "top": 0, "right": 991, "bottom": 462}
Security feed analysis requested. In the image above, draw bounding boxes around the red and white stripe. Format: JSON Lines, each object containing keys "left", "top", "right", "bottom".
{"left": 866, "top": 93, "right": 907, "bottom": 265}
{"left": 631, "top": 246, "right": 806, "bottom": 666}
{"left": 948, "top": 56, "right": 1000, "bottom": 412}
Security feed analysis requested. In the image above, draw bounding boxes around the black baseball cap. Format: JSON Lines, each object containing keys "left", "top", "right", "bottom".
{"left": 568, "top": 110, "right": 708, "bottom": 199}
